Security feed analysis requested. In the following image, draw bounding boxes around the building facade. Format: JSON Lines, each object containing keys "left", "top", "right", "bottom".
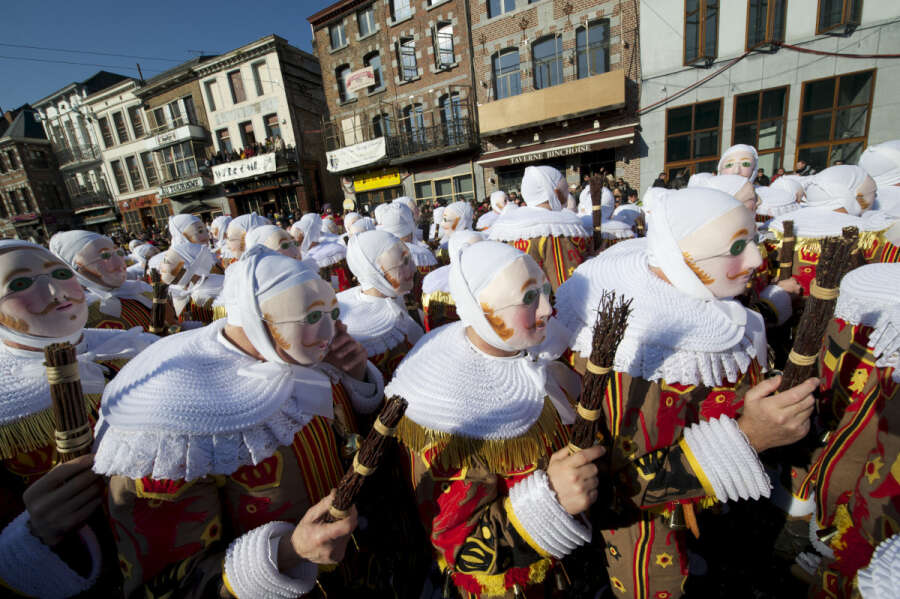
{"left": 471, "top": 0, "right": 641, "bottom": 193}
{"left": 639, "top": 0, "right": 900, "bottom": 192}
{"left": 32, "top": 71, "right": 128, "bottom": 234}
{"left": 0, "top": 106, "right": 69, "bottom": 241}
{"left": 195, "top": 35, "right": 339, "bottom": 220}
{"left": 82, "top": 78, "right": 163, "bottom": 234}
{"left": 309, "top": 0, "right": 482, "bottom": 214}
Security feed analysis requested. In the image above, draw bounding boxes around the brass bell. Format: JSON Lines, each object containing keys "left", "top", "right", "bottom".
{"left": 667, "top": 505, "right": 688, "bottom": 530}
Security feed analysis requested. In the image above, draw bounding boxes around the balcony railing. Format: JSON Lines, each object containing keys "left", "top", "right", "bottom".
{"left": 68, "top": 187, "right": 111, "bottom": 210}
{"left": 149, "top": 115, "right": 201, "bottom": 136}
{"left": 55, "top": 143, "right": 102, "bottom": 167}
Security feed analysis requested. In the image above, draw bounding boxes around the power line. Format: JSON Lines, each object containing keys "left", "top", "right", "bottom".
{"left": 0, "top": 54, "right": 163, "bottom": 73}
{"left": 0, "top": 42, "right": 181, "bottom": 62}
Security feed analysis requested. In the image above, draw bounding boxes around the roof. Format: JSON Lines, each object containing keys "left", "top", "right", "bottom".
{"left": 0, "top": 105, "right": 47, "bottom": 142}
{"left": 139, "top": 55, "right": 218, "bottom": 90}
{"left": 307, "top": 0, "right": 371, "bottom": 26}
{"left": 33, "top": 70, "right": 129, "bottom": 107}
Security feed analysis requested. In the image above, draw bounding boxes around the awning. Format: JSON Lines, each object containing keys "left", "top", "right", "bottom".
{"left": 477, "top": 124, "right": 636, "bottom": 168}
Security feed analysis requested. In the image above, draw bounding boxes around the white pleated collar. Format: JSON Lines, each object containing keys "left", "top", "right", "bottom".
{"left": 337, "top": 287, "right": 423, "bottom": 356}
{"left": 488, "top": 206, "right": 589, "bottom": 242}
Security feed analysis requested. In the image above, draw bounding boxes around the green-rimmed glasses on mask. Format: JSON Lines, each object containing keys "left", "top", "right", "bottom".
{"left": 491, "top": 282, "right": 552, "bottom": 312}
{"left": 1, "top": 268, "right": 75, "bottom": 300}
{"left": 725, "top": 160, "right": 754, "bottom": 170}
{"left": 279, "top": 240, "right": 300, "bottom": 251}
{"left": 695, "top": 233, "right": 760, "bottom": 261}
{"left": 264, "top": 306, "right": 341, "bottom": 326}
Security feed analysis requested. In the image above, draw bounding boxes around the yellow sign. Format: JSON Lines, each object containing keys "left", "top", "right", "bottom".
{"left": 354, "top": 170, "right": 401, "bottom": 192}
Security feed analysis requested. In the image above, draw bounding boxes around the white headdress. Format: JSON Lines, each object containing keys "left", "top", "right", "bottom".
{"left": 210, "top": 215, "right": 232, "bottom": 244}
{"left": 376, "top": 203, "right": 415, "bottom": 239}
{"left": 443, "top": 201, "right": 474, "bottom": 232}
{"left": 168, "top": 214, "right": 202, "bottom": 246}
{"left": 489, "top": 190, "right": 507, "bottom": 212}
{"left": 244, "top": 224, "right": 285, "bottom": 251}
{"left": 859, "top": 140, "right": 900, "bottom": 188}
{"left": 717, "top": 144, "right": 759, "bottom": 183}
{"left": 756, "top": 186, "right": 800, "bottom": 218}
{"left": 689, "top": 173, "right": 750, "bottom": 197}
{"left": 295, "top": 213, "right": 322, "bottom": 256}
{"left": 771, "top": 175, "right": 805, "bottom": 201}
{"left": 346, "top": 230, "right": 403, "bottom": 298}
{"left": 521, "top": 165, "right": 565, "bottom": 210}
{"left": 805, "top": 165, "right": 872, "bottom": 216}
{"left": 578, "top": 185, "right": 613, "bottom": 219}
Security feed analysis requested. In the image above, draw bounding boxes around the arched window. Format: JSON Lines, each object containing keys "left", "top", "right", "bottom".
{"left": 576, "top": 20, "right": 610, "bottom": 79}
{"left": 372, "top": 113, "right": 392, "bottom": 138}
{"left": 336, "top": 64, "right": 355, "bottom": 102}
{"left": 492, "top": 48, "right": 521, "bottom": 100}
{"left": 363, "top": 52, "right": 382, "bottom": 91}
{"left": 402, "top": 104, "right": 425, "bottom": 149}
{"left": 532, "top": 35, "right": 563, "bottom": 90}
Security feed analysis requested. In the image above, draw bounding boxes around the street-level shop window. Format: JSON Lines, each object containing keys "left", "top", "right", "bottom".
{"left": 414, "top": 174, "right": 474, "bottom": 204}
{"left": 532, "top": 35, "right": 563, "bottom": 90}
{"left": 228, "top": 70, "right": 247, "bottom": 104}
{"left": 358, "top": 5, "right": 376, "bottom": 37}
{"left": 112, "top": 111, "right": 130, "bottom": 145}
{"left": 264, "top": 114, "right": 281, "bottom": 140}
{"left": 153, "top": 205, "right": 170, "bottom": 228}
{"left": 796, "top": 69, "right": 874, "bottom": 172}
{"left": 391, "top": 0, "right": 412, "bottom": 21}
{"left": 747, "top": 0, "right": 786, "bottom": 50}
{"left": 98, "top": 116, "right": 114, "bottom": 148}
{"left": 128, "top": 106, "right": 145, "bottom": 138}
{"left": 488, "top": 0, "right": 515, "bottom": 18}
{"left": 817, "top": 0, "right": 862, "bottom": 35}
{"left": 576, "top": 20, "right": 610, "bottom": 79}
{"left": 330, "top": 21, "right": 347, "bottom": 50}
{"left": 399, "top": 38, "right": 417, "bottom": 81}
{"left": 664, "top": 98, "right": 722, "bottom": 179}
{"left": 140, "top": 152, "right": 158, "bottom": 186}
{"left": 684, "top": 0, "right": 719, "bottom": 66}
{"left": 110, "top": 160, "right": 129, "bottom": 194}
{"left": 492, "top": 48, "right": 521, "bottom": 100}
{"left": 364, "top": 52, "right": 383, "bottom": 91}
{"left": 435, "top": 22, "right": 454, "bottom": 68}
{"left": 123, "top": 210, "right": 141, "bottom": 232}
{"left": 733, "top": 86, "right": 788, "bottom": 176}
{"left": 125, "top": 156, "right": 144, "bottom": 191}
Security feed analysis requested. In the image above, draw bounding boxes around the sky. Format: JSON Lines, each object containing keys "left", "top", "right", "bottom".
{"left": 0, "top": 0, "right": 336, "bottom": 111}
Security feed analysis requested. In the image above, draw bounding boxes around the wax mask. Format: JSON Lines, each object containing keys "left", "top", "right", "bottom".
{"left": 441, "top": 211, "right": 461, "bottom": 235}
{"left": 856, "top": 174, "right": 876, "bottom": 211}
{"left": 733, "top": 181, "right": 759, "bottom": 212}
{"left": 159, "top": 249, "right": 186, "bottom": 285}
{"left": 75, "top": 236, "right": 127, "bottom": 288}
{"left": 0, "top": 249, "right": 87, "bottom": 338}
{"left": 265, "top": 229, "right": 301, "bottom": 260}
{"left": 225, "top": 222, "right": 247, "bottom": 258}
{"left": 376, "top": 241, "right": 415, "bottom": 295}
{"left": 259, "top": 279, "right": 338, "bottom": 365}
{"left": 677, "top": 205, "right": 762, "bottom": 298}
{"left": 720, "top": 152, "right": 756, "bottom": 179}
{"left": 494, "top": 197, "right": 507, "bottom": 213}
{"left": 182, "top": 220, "right": 210, "bottom": 244}
{"left": 477, "top": 255, "right": 551, "bottom": 351}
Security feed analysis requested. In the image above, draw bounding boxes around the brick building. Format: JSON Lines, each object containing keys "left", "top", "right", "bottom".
{"left": 196, "top": 34, "right": 339, "bottom": 220}
{"left": 471, "top": 0, "right": 640, "bottom": 191}
{"left": 0, "top": 105, "right": 69, "bottom": 241}
{"left": 308, "top": 0, "right": 482, "bottom": 214}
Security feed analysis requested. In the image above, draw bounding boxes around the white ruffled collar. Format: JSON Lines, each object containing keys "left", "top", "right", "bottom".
{"left": 0, "top": 328, "right": 156, "bottom": 426}
{"left": 834, "top": 263, "right": 900, "bottom": 380}
{"left": 421, "top": 265, "right": 450, "bottom": 295}
{"left": 169, "top": 274, "right": 224, "bottom": 316}
{"left": 406, "top": 241, "right": 437, "bottom": 267}
{"left": 306, "top": 241, "right": 346, "bottom": 268}
{"left": 92, "top": 320, "right": 334, "bottom": 481}
{"left": 384, "top": 321, "right": 573, "bottom": 439}
{"left": 488, "top": 206, "right": 589, "bottom": 242}
{"left": 85, "top": 280, "right": 153, "bottom": 317}
{"left": 337, "top": 287, "right": 423, "bottom": 356}
{"left": 769, "top": 207, "right": 894, "bottom": 238}
{"left": 476, "top": 210, "right": 500, "bottom": 231}
{"left": 555, "top": 239, "right": 766, "bottom": 387}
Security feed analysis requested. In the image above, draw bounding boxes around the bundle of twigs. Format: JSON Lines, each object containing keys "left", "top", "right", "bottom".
{"left": 842, "top": 226, "right": 864, "bottom": 271}
{"left": 633, "top": 213, "right": 646, "bottom": 238}
{"left": 589, "top": 174, "right": 605, "bottom": 250}
{"left": 568, "top": 292, "right": 631, "bottom": 453}
{"left": 44, "top": 343, "right": 92, "bottom": 462}
{"left": 325, "top": 396, "right": 408, "bottom": 523}
{"left": 777, "top": 220, "right": 795, "bottom": 282}
{"left": 780, "top": 235, "right": 852, "bottom": 389}
{"left": 148, "top": 269, "right": 168, "bottom": 335}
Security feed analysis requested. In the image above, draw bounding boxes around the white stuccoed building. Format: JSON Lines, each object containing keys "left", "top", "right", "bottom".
{"left": 638, "top": 0, "right": 900, "bottom": 192}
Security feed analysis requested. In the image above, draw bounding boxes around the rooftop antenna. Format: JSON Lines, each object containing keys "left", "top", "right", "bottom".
{"left": 136, "top": 63, "right": 145, "bottom": 84}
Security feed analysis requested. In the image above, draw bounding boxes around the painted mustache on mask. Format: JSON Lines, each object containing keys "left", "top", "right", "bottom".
{"left": 727, "top": 269, "right": 752, "bottom": 281}
{"left": 28, "top": 294, "right": 85, "bottom": 315}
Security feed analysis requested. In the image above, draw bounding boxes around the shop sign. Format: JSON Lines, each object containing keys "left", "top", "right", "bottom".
{"left": 353, "top": 169, "right": 401, "bottom": 192}
{"left": 161, "top": 177, "right": 206, "bottom": 197}
{"left": 326, "top": 137, "right": 386, "bottom": 173}
{"left": 212, "top": 153, "right": 278, "bottom": 184}
{"left": 155, "top": 130, "right": 179, "bottom": 146}
{"left": 507, "top": 142, "right": 595, "bottom": 165}
{"left": 346, "top": 67, "right": 375, "bottom": 93}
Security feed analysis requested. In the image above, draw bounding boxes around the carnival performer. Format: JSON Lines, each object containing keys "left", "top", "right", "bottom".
{"left": 245, "top": 224, "right": 302, "bottom": 260}
{"left": 158, "top": 242, "right": 222, "bottom": 326}
{"left": 476, "top": 190, "right": 507, "bottom": 232}
{"left": 577, "top": 184, "right": 614, "bottom": 234}
{"left": 555, "top": 188, "right": 819, "bottom": 599}
{"left": 49, "top": 230, "right": 155, "bottom": 332}
{"left": 93, "top": 246, "right": 386, "bottom": 598}
{"left": 756, "top": 186, "right": 801, "bottom": 227}
{"left": 688, "top": 173, "right": 760, "bottom": 212}
{"left": 338, "top": 229, "right": 422, "bottom": 381}
{"left": 388, "top": 239, "right": 602, "bottom": 598}
{"left": 168, "top": 213, "right": 210, "bottom": 246}
{"left": 378, "top": 202, "right": 438, "bottom": 272}
{"left": 125, "top": 242, "right": 160, "bottom": 281}
{"left": 785, "top": 263, "right": 900, "bottom": 599}
{"left": 393, "top": 195, "right": 424, "bottom": 241}
{"left": 0, "top": 240, "right": 156, "bottom": 598}
{"left": 718, "top": 143, "right": 759, "bottom": 184}
{"left": 420, "top": 230, "right": 484, "bottom": 331}
{"left": 489, "top": 165, "right": 589, "bottom": 291}
{"left": 340, "top": 214, "right": 375, "bottom": 245}
{"left": 209, "top": 215, "right": 232, "bottom": 252}
{"left": 294, "top": 213, "right": 351, "bottom": 291}
{"left": 859, "top": 139, "right": 900, "bottom": 245}
{"left": 222, "top": 212, "right": 270, "bottom": 268}
{"left": 429, "top": 205, "right": 445, "bottom": 244}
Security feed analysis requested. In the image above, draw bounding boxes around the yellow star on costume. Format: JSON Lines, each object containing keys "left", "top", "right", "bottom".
{"left": 610, "top": 576, "right": 627, "bottom": 593}
{"left": 200, "top": 515, "right": 222, "bottom": 548}
{"left": 848, "top": 368, "right": 868, "bottom": 394}
{"left": 866, "top": 456, "right": 884, "bottom": 484}
{"left": 655, "top": 552, "right": 674, "bottom": 568}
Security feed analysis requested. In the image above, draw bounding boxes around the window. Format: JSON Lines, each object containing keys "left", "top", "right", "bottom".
{"left": 329, "top": 21, "right": 347, "bottom": 49}
{"left": 110, "top": 160, "right": 129, "bottom": 193}
{"left": 336, "top": 65, "right": 355, "bottom": 102}
{"left": 747, "top": 0, "right": 787, "bottom": 49}
{"left": 125, "top": 156, "right": 143, "bottom": 190}
{"left": 372, "top": 113, "right": 392, "bottom": 138}
{"left": 733, "top": 86, "right": 788, "bottom": 176}
{"left": 5, "top": 151, "right": 18, "bottom": 170}
{"left": 817, "top": 0, "right": 862, "bottom": 34}
{"left": 399, "top": 38, "right": 417, "bottom": 81}
{"left": 435, "top": 22, "right": 454, "bottom": 68}
{"left": 364, "top": 52, "right": 383, "bottom": 91}
{"left": 128, "top": 106, "right": 145, "bottom": 138}
{"left": 182, "top": 96, "right": 198, "bottom": 125}
{"left": 492, "top": 49, "right": 521, "bottom": 100}
{"left": 414, "top": 174, "right": 474, "bottom": 203}
{"left": 391, "top": 0, "right": 412, "bottom": 21}
{"left": 488, "top": 0, "right": 515, "bottom": 18}
{"left": 152, "top": 107, "right": 167, "bottom": 130}
{"left": 0, "top": 194, "right": 7, "bottom": 219}
{"left": 532, "top": 36, "right": 563, "bottom": 90}
{"left": 439, "top": 93, "right": 464, "bottom": 145}
{"left": 797, "top": 69, "right": 874, "bottom": 171}
{"left": 97, "top": 116, "right": 114, "bottom": 148}
{"left": 31, "top": 149, "right": 50, "bottom": 169}
{"left": 228, "top": 70, "right": 247, "bottom": 104}
{"left": 250, "top": 61, "right": 266, "bottom": 96}
{"left": 204, "top": 80, "right": 218, "bottom": 112}
{"left": 576, "top": 20, "right": 610, "bottom": 78}
{"left": 140, "top": 152, "right": 158, "bottom": 186}
{"left": 684, "top": 0, "right": 719, "bottom": 65}
{"left": 240, "top": 121, "right": 256, "bottom": 148}
{"left": 264, "top": 114, "right": 281, "bottom": 140}
{"left": 168, "top": 100, "right": 182, "bottom": 126}
{"left": 217, "top": 129, "right": 233, "bottom": 154}
{"left": 158, "top": 141, "right": 198, "bottom": 182}
{"left": 112, "top": 111, "right": 129, "bottom": 144}
{"left": 0, "top": 155, "right": 6, "bottom": 174}
{"left": 402, "top": 104, "right": 426, "bottom": 147}
{"left": 664, "top": 99, "right": 722, "bottom": 177}
{"left": 358, "top": 5, "right": 376, "bottom": 37}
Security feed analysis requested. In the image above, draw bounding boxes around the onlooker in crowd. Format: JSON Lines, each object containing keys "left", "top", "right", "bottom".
{"left": 772, "top": 167, "right": 786, "bottom": 182}
{"left": 795, "top": 158, "right": 815, "bottom": 176}
{"left": 756, "top": 167, "right": 771, "bottom": 186}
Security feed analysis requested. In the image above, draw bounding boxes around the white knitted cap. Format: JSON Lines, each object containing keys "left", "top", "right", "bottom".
{"left": 689, "top": 173, "right": 749, "bottom": 197}
{"left": 228, "top": 212, "right": 270, "bottom": 237}
{"left": 521, "top": 165, "right": 565, "bottom": 210}
{"left": 343, "top": 212, "right": 361, "bottom": 229}
{"left": 373, "top": 202, "right": 391, "bottom": 225}
{"left": 771, "top": 175, "right": 805, "bottom": 201}
{"left": 490, "top": 190, "right": 507, "bottom": 211}
{"left": 392, "top": 196, "right": 417, "bottom": 218}
{"left": 168, "top": 214, "right": 202, "bottom": 246}
{"left": 132, "top": 243, "right": 158, "bottom": 262}
{"left": 376, "top": 202, "right": 415, "bottom": 239}
{"left": 49, "top": 230, "right": 104, "bottom": 267}
{"left": 448, "top": 230, "right": 485, "bottom": 256}
{"left": 348, "top": 216, "right": 375, "bottom": 235}
{"left": 718, "top": 143, "right": 759, "bottom": 183}
{"left": 244, "top": 224, "right": 284, "bottom": 251}
{"left": 443, "top": 201, "right": 474, "bottom": 231}
{"left": 805, "top": 165, "right": 872, "bottom": 216}
{"left": 346, "top": 229, "right": 403, "bottom": 297}
{"left": 859, "top": 140, "right": 900, "bottom": 188}
{"left": 756, "top": 186, "right": 800, "bottom": 218}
